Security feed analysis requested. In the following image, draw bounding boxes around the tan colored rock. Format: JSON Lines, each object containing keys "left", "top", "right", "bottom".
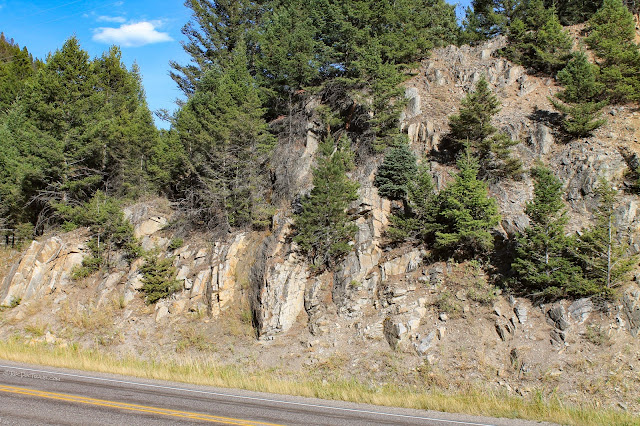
{"left": 36, "top": 237, "right": 63, "bottom": 264}
{"left": 214, "top": 234, "right": 247, "bottom": 311}
{"left": 155, "top": 303, "right": 170, "bottom": 322}
{"left": 170, "top": 299, "right": 187, "bottom": 314}
{"left": 381, "top": 250, "right": 424, "bottom": 279}
{"left": 134, "top": 216, "right": 167, "bottom": 239}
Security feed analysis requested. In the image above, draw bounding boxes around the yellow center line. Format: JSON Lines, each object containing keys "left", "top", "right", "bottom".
{"left": 0, "top": 384, "right": 284, "bottom": 426}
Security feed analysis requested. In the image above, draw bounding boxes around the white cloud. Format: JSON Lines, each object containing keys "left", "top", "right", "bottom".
{"left": 96, "top": 15, "right": 127, "bottom": 23}
{"left": 93, "top": 21, "right": 172, "bottom": 47}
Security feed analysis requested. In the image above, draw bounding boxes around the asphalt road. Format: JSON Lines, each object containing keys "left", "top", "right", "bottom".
{"left": 0, "top": 361, "right": 555, "bottom": 426}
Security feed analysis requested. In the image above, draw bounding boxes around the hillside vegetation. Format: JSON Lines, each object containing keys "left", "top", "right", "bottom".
{"left": 1, "top": 0, "right": 640, "bottom": 422}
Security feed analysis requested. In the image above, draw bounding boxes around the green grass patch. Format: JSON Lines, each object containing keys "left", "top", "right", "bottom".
{"left": 0, "top": 338, "right": 635, "bottom": 425}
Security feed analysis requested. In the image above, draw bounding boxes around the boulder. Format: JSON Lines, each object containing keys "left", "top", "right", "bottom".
{"left": 383, "top": 317, "right": 408, "bottom": 349}
{"left": 548, "top": 304, "right": 570, "bottom": 330}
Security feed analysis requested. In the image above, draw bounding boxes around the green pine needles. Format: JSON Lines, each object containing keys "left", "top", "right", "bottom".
{"left": 511, "top": 166, "right": 582, "bottom": 299}
{"left": 511, "top": 168, "right": 636, "bottom": 300}
{"left": 447, "top": 76, "right": 522, "bottom": 180}
{"left": 433, "top": 151, "right": 501, "bottom": 259}
{"left": 293, "top": 136, "right": 360, "bottom": 270}
{"left": 551, "top": 51, "right": 607, "bottom": 138}
{"left": 140, "top": 254, "right": 181, "bottom": 305}
{"left": 574, "top": 178, "right": 637, "bottom": 296}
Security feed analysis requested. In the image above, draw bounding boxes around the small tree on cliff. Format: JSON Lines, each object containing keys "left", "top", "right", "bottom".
{"left": 385, "top": 161, "right": 439, "bottom": 243}
{"left": 574, "top": 178, "right": 637, "bottom": 296}
{"left": 294, "top": 135, "right": 359, "bottom": 270}
{"left": 511, "top": 166, "right": 582, "bottom": 299}
{"left": 447, "top": 76, "right": 522, "bottom": 180}
{"left": 374, "top": 141, "right": 418, "bottom": 202}
{"left": 433, "top": 150, "right": 501, "bottom": 259}
{"left": 550, "top": 51, "right": 607, "bottom": 138}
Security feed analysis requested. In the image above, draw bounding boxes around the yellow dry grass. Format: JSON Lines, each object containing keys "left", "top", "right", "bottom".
{"left": 0, "top": 338, "right": 635, "bottom": 426}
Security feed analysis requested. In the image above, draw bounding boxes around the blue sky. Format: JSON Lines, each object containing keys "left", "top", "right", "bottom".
{"left": 1, "top": 1, "right": 471, "bottom": 129}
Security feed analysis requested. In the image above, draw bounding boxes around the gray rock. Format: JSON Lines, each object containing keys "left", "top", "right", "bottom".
{"left": 514, "top": 305, "right": 528, "bottom": 324}
{"left": 155, "top": 304, "right": 169, "bottom": 322}
{"left": 405, "top": 87, "right": 422, "bottom": 118}
{"left": 623, "top": 287, "right": 640, "bottom": 336}
{"left": 531, "top": 123, "right": 554, "bottom": 155}
{"left": 496, "top": 323, "right": 507, "bottom": 341}
{"left": 383, "top": 318, "right": 408, "bottom": 349}
{"left": 415, "top": 331, "right": 437, "bottom": 355}
{"left": 548, "top": 304, "right": 570, "bottom": 330}
{"left": 568, "top": 298, "right": 593, "bottom": 323}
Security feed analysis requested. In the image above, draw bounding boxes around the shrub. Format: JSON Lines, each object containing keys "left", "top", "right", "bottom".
{"left": 139, "top": 254, "right": 181, "bottom": 304}
{"left": 168, "top": 238, "right": 184, "bottom": 251}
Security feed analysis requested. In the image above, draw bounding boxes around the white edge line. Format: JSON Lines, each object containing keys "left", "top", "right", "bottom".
{"left": 0, "top": 364, "right": 498, "bottom": 426}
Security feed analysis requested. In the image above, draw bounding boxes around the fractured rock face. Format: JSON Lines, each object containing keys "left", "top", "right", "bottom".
{"left": 568, "top": 298, "right": 593, "bottom": 324}
{"left": 623, "top": 287, "right": 640, "bottom": 336}
{"left": 1, "top": 237, "right": 82, "bottom": 306}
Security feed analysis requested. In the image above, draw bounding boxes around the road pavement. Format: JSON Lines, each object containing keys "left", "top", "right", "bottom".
{"left": 0, "top": 360, "right": 555, "bottom": 425}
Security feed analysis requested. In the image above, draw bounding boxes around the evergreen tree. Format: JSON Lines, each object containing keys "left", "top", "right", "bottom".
{"left": 255, "top": 1, "right": 321, "bottom": 101}
{"left": 511, "top": 166, "right": 583, "bottom": 299}
{"left": 551, "top": 51, "right": 607, "bottom": 137}
{"left": 461, "top": 0, "right": 523, "bottom": 43}
{"left": 170, "top": 0, "right": 263, "bottom": 95}
{"left": 433, "top": 150, "right": 501, "bottom": 259}
{"left": 504, "top": 2, "right": 572, "bottom": 74}
{"left": 386, "top": 161, "right": 438, "bottom": 243}
{"left": 545, "top": 0, "right": 603, "bottom": 25}
{"left": 574, "top": 178, "right": 637, "bottom": 295}
{"left": 91, "top": 49, "right": 159, "bottom": 196}
{"left": 374, "top": 142, "right": 418, "bottom": 201}
{"left": 0, "top": 33, "right": 39, "bottom": 112}
{"left": 586, "top": 0, "right": 640, "bottom": 103}
{"left": 447, "top": 76, "right": 522, "bottom": 180}
{"left": 294, "top": 135, "right": 359, "bottom": 269}
{"left": 0, "top": 37, "right": 161, "bottom": 230}
{"left": 175, "top": 45, "right": 275, "bottom": 231}
{"left": 140, "top": 254, "right": 181, "bottom": 304}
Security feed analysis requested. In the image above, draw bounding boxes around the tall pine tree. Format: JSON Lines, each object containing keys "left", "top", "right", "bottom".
{"left": 512, "top": 166, "right": 583, "bottom": 299}
{"left": 447, "top": 76, "right": 522, "bottom": 180}
{"left": 175, "top": 45, "right": 275, "bottom": 231}
{"left": 433, "top": 150, "right": 501, "bottom": 259}
{"left": 574, "top": 178, "right": 637, "bottom": 295}
{"left": 586, "top": 0, "right": 640, "bottom": 103}
{"left": 294, "top": 135, "right": 360, "bottom": 269}
{"left": 550, "top": 51, "right": 607, "bottom": 137}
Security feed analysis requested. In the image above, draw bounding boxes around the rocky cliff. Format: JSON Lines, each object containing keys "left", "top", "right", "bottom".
{"left": 2, "top": 38, "right": 640, "bottom": 413}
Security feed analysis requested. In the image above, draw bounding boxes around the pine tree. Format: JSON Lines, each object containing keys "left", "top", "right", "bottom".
{"left": 504, "top": 2, "right": 572, "bottom": 74}
{"left": 255, "top": 1, "right": 321, "bottom": 100}
{"left": 386, "top": 161, "right": 438, "bottom": 243}
{"left": 175, "top": 45, "right": 275, "bottom": 231}
{"left": 551, "top": 51, "right": 607, "bottom": 137}
{"left": 448, "top": 76, "right": 522, "bottom": 180}
{"left": 511, "top": 166, "right": 583, "bottom": 299}
{"left": 140, "top": 254, "right": 181, "bottom": 304}
{"left": 0, "top": 33, "right": 39, "bottom": 112}
{"left": 170, "top": 0, "right": 263, "bottom": 95}
{"left": 586, "top": 0, "right": 640, "bottom": 103}
{"left": 294, "top": 135, "right": 359, "bottom": 269}
{"left": 374, "top": 142, "right": 418, "bottom": 201}
{"left": 545, "top": 0, "right": 603, "bottom": 25}
{"left": 461, "top": 0, "right": 522, "bottom": 43}
{"left": 433, "top": 150, "right": 501, "bottom": 259}
{"left": 574, "top": 178, "right": 637, "bottom": 295}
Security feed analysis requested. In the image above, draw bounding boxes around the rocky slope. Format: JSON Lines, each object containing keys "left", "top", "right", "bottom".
{"left": 1, "top": 38, "right": 640, "bottom": 414}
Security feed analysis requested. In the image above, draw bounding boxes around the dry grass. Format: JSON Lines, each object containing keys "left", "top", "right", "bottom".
{"left": 0, "top": 338, "right": 635, "bottom": 426}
